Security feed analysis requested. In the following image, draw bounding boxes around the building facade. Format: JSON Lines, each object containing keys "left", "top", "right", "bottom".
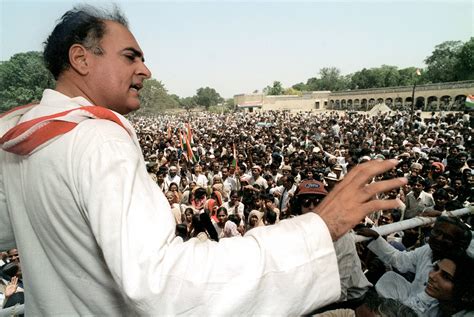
{"left": 234, "top": 80, "right": 474, "bottom": 112}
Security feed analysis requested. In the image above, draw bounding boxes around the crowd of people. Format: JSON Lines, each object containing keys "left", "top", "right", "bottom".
{"left": 1, "top": 107, "right": 473, "bottom": 315}
{"left": 125, "top": 108, "right": 473, "bottom": 316}
{"left": 2, "top": 107, "right": 473, "bottom": 315}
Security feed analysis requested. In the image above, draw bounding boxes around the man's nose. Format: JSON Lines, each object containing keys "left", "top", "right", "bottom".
{"left": 137, "top": 61, "right": 152, "bottom": 79}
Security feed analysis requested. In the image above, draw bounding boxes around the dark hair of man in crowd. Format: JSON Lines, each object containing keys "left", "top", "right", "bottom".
{"left": 264, "top": 210, "right": 277, "bottom": 225}
{"left": 355, "top": 290, "right": 417, "bottom": 317}
{"left": 435, "top": 216, "right": 472, "bottom": 252}
{"left": 43, "top": 5, "right": 128, "bottom": 79}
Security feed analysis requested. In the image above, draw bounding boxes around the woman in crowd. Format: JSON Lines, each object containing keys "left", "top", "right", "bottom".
{"left": 212, "top": 207, "right": 230, "bottom": 239}
{"left": 246, "top": 210, "right": 264, "bottom": 231}
{"left": 168, "top": 182, "right": 182, "bottom": 204}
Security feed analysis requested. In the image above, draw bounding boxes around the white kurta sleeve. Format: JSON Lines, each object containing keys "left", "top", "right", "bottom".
{"left": 78, "top": 127, "right": 340, "bottom": 315}
{"left": 0, "top": 152, "right": 15, "bottom": 251}
{"left": 368, "top": 236, "right": 420, "bottom": 273}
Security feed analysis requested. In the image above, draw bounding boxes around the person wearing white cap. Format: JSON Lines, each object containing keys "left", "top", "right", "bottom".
{"left": 163, "top": 165, "right": 181, "bottom": 192}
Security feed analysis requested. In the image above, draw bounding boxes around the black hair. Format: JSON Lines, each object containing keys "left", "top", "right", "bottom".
{"left": 193, "top": 187, "right": 207, "bottom": 200}
{"left": 175, "top": 224, "right": 188, "bottom": 240}
{"left": 43, "top": 5, "right": 128, "bottom": 79}
{"left": 216, "top": 207, "right": 228, "bottom": 216}
{"left": 436, "top": 216, "right": 472, "bottom": 251}
{"left": 451, "top": 255, "right": 474, "bottom": 313}
{"left": 228, "top": 214, "right": 240, "bottom": 226}
{"left": 264, "top": 210, "right": 277, "bottom": 225}
{"left": 433, "top": 188, "right": 450, "bottom": 201}
{"left": 408, "top": 175, "right": 425, "bottom": 186}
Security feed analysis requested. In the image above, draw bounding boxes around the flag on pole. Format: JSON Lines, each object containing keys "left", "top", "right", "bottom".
{"left": 177, "top": 128, "right": 183, "bottom": 149}
{"left": 416, "top": 68, "right": 421, "bottom": 76}
{"left": 231, "top": 143, "right": 238, "bottom": 169}
{"left": 466, "top": 95, "right": 474, "bottom": 110}
{"left": 184, "top": 134, "right": 197, "bottom": 163}
{"left": 185, "top": 122, "right": 194, "bottom": 146}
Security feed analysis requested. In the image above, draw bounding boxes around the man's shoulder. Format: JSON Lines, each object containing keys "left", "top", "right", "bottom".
{"left": 68, "top": 119, "right": 138, "bottom": 164}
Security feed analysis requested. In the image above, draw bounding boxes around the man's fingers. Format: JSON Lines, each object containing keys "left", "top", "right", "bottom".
{"left": 358, "top": 177, "right": 407, "bottom": 202}
{"left": 343, "top": 159, "right": 400, "bottom": 188}
{"left": 361, "top": 198, "right": 404, "bottom": 216}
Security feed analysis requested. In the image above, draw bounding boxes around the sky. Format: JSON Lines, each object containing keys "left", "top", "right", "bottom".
{"left": 1, "top": 0, "right": 473, "bottom": 98}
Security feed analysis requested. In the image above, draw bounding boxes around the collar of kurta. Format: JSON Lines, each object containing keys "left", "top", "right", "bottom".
{"left": 0, "top": 104, "right": 133, "bottom": 156}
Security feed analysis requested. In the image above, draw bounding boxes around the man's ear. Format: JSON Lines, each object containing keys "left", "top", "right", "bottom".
{"left": 69, "top": 44, "right": 90, "bottom": 75}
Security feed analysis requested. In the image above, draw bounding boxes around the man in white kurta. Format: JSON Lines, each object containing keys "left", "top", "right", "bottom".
{"left": 0, "top": 89, "right": 340, "bottom": 315}
{"left": 0, "top": 6, "right": 406, "bottom": 316}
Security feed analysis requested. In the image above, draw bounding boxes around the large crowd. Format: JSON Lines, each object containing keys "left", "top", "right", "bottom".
{"left": 2, "top": 109, "right": 473, "bottom": 316}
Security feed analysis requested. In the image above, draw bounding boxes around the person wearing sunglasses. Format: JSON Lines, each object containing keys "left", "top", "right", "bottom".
{"left": 292, "top": 180, "right": 372, "bottom": 311}
{"left": 290, "top": 180, "right": 328, "bottom": 215}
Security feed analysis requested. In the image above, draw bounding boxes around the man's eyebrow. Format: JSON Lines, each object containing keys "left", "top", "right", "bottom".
{"left": 122, "top": 47, "right": 145, "bottom": 62}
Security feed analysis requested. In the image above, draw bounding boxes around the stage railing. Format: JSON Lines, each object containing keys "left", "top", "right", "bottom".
{"left": 354, "top": 206, "right": 473, "bottom": 243}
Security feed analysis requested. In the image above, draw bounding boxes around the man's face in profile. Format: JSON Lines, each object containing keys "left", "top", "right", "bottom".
{"left": 86, "top": 21, "right": 151, "bottom": 114}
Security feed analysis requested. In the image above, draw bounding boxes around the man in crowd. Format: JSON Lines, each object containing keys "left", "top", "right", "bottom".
{"left": 163, "top": 165, "right": 180, "bottom": 192}
{"left": 270, "top": 175, "right": 297, "bottom": 216}
{"left": 0, "top": 5, "right": 406, "bottom": 316}
{"left": 404, "top": 176, "right": 435, "bottom": 219}
{"left": 358, "top": 216, "right": 472, "bottom": 316}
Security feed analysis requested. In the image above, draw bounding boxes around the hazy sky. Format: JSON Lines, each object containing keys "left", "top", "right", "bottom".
{"left": 1, "top": 0, "right": 472, "bottom": 98}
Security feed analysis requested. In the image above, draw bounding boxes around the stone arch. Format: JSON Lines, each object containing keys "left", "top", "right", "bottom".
{"left": 405, "top": 97, "right": 413, "bottom": 106}
{"left": 440, "top": 95, "right": 451, "bottom": 110}
{"left": 341, "top": 99, "right": 347, "bottom": 109}
{"left": 394, "top": 97, "right": 403, "bottom": 110}
{"left": 453, "top": 95, "right": 466, "bottom": 110}
{"left": 377, "top": 97, "right": 384, "bottom": 104}
{"left": 415, "top": 96, "right": 425, "bottom": 110}
{"left": 361, "top": 99, "right": 368, "bottom": 111}
{"left": 353, "top": 99, "right": 360, "bottom": 110}
{"left": 385, "top": 98, "right": 393, "bottom": 107}
{"left": 427, "top": 96, "right": 438, "bottom": 111}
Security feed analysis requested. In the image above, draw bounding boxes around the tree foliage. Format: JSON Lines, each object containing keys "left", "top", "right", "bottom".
{"left": 138, "top": 79, "right": 179, "bottom": 114}
{"left": 424, "top": 40, "right": 463, "bottom": 83}
{"left": 453, "top": 37, "right": 474, "bottom": 81}
{"left": 179, "top": 96, "right": 197, "bottom": 111}
{"left": 194, "top": 87, "right": 224, "bottom": 110}
{"left": 283, "top": 39, "right": 473, "bottom": 94}
{"left": 0, "top": 51, "right": 55, "bottom": 111}
{"left": 263, "top": 81, "right": 284, "bottom": 95}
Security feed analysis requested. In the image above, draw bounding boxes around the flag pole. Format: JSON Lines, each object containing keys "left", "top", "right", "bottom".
{"left": 410, "top": 81, "right": 416, "bottom": 122}
{"left": 410, "top": 69, "right": 421, "bottom": 123}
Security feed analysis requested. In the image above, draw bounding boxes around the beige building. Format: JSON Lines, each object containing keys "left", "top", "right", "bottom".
{"left": 234, "top": 80, "right": 474, "bottom": 112}
{"left": 234, "top": 91, "right": 330, "bottom": 112}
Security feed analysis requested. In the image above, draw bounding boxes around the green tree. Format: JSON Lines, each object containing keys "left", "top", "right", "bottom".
{"left": 453, "top": 37, "right": 474, "bottom": 81}
{"left": 0, "top": 51, "right": 55, "bottom": 111}
{"left": 304, "top": 67, "right": 348, "bottom": 91}
{"left": 138, "top": 79, "right": 179, "bottom": 113}
{"left": 305, "top": 77, "right": 321, "bottom": 91}
{"left": 398, "top": 67, "right": 420, "bottom": 86}
{"left": 424, "top": 40, "right": 463, "bottom": 83}
{"left": 283, "top": 87, "right": 301, "bottom": 95}
{"left": 225, "top": 98, "right": 235, "bottom": 110}
{"left": 292, "top": 82, "right": 307, "bottom": 91}
{"left": 263, "top": 81, "right": 284, "bottom": 95}
{"left": 179, "top": 96, "right": 197, "bottom": 111}
{"left": 318, "top": 67, "right": 348, "bottom": 91}
{"left": 194, "top": 87, "right": 224, "bottom": 109}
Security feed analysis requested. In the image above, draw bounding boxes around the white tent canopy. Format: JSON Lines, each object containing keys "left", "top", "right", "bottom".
{"left": 368, "top": 103, "right": 392, "bottom": 116}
